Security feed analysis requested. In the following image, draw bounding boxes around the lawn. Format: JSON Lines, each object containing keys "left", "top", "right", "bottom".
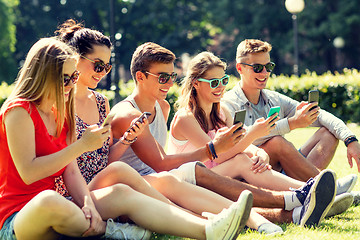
{"left": 153, "top": 124, "right": 360, "bottom": 240}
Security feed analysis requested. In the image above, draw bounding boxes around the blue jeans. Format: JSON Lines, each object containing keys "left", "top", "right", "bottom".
{"left": 0, "top": 212, "right": 17, "bottom": 240}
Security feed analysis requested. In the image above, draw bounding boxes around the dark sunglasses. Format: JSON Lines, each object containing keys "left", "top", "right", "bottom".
{"left": 197, "top": 75, "right": 230, "bottom": 89}
{"left": 64, "top": 70, "right": 80, "bottom": 86}
{"left": 146, "top": 71, "right": 178, "bottom": 84}
{"left": 241, "top": 62, "right": 275, "bottom": 73}
{"left": 81, "top": 55, "right": 112, "bottom": 74}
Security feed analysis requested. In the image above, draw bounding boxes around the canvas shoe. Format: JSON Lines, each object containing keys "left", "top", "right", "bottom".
{"left": 205, "top": 190, "right": 253, "bottom": 240}
{"left": 326, "top": 192, "right": 354, "bottom": 217}
{"left": 295, "top": 169, "right": 336, "bottom": 227}
{"left": 292, "top": 178, "right": 315, "bottom": 205}
{"left": 351, "top": 191, "right": 360, "bottom": 206}
{"left": 257, "top": 222, "right": 284, "bottom": 236}
{"left": 336, "top": 174, "right": 358, "bottom": 195}
{"left": 104, "top": 219, "right": 152, "bottom": 240}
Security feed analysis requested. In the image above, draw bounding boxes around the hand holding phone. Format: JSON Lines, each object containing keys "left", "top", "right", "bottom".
{"left": 267, "top": 106, "right": 280, "bottom": 119}
{"left": 101, "top": 112, "right": 116, "bottom": 127}
{"left": 126, "top": 112, "right": 152, "bottom": 133}
{"left": 233, "top": 110, "right": 246, "bottom": 133}
{"left": 308, "top": 90, "right": 319, "bottom": 111}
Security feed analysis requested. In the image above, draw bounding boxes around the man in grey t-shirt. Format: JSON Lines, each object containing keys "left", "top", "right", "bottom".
{"left": 222, "top": 39, "right": 360, "bottom": 184}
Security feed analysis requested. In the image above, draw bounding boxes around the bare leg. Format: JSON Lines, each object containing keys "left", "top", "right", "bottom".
{"left": 299, "top": 127, "right": 339, "bottom": 170}
{"left": 260, "top": 136, "right": 320, "bottom": 181}
{"left": 195, "top": 164, "right": 286, "bottom": 208}
{"left": 253, "top": 207, "right": 293, "bottom": 224}
{"left": 212, "top": 153, "right": 304, "bottom": 191}
{"left": 88, "top": 162, "right": 171, "bottom": 204}
{"left": 14, "top": 190, "right": 102, "bottom": 240}
{"left": 91, "top": 183, "right": 207, "bottom": 239}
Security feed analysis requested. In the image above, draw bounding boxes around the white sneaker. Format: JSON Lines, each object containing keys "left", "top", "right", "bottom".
{"left": 326, "top": 192, "right": 354, "bottom": 218}
{"left": 205, "top": 190, "right": 253, "bottom": 240}
{"left": 337, "top": 174, "right": 358, "bottom": 195}
{"left": 104, "top": 219, "right": 152, "bottom": 240}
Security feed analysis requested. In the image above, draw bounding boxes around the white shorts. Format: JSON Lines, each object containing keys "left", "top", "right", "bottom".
{"left": 168, "top": 161, "right": 206, "bottom": 185}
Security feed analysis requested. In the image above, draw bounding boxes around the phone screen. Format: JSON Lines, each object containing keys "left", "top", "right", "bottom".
{"left": 233, "top": 110, "right": 246, "bottom": 132}
{"left": 137, "top": 112, "right": 152, "bottom": 123}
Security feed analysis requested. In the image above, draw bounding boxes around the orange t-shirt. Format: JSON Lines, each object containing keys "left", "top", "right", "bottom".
{"left": 0, "top": 100, "right": 68, "bottom": 228}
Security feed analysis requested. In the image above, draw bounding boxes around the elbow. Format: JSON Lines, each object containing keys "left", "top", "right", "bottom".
{"left": 20, "top": 173, "right": 37, "bottom": 185}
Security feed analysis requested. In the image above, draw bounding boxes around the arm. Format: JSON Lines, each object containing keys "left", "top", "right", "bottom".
{"left": 110, "top": 103, "right": 243, "bottom": 172}
{"left": 5, "top": 107, "right": 110, "bottom": 184}
{"left": 63, "top": 161, "right": 104, "bottom": 236}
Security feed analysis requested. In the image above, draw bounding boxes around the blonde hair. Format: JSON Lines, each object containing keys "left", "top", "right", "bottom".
{"left": 177, "top": 51, "right": 226, "bottom": 133}
{"left": 236, "top": 39, "right": 272, "bottom": 63}
{"left": 1, "top": 38, "right": 77, "bottom": 140}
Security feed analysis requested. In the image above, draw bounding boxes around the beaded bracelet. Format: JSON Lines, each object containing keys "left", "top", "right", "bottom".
{"left": 344, "top": 136, "right": 358, "bottom": 147}
{"left": 120, "top": 136, "right": 137, "bottom": 145}
{"left": 208, "top": 141, "right": 218, "bottom": 159}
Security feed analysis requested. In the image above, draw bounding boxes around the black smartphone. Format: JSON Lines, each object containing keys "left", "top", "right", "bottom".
{"left": 308, "top": 90, "right": 319, "bottom": 111}
{"left": 101, "top": 112, "right": 116, "bottom": 127}
{"left": 233, "top": 110, "right": 246, "bottom": 133}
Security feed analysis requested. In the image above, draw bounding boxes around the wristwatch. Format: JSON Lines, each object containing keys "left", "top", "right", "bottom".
{"left": 344, "top": 136, "right": 358, "bottom": 147}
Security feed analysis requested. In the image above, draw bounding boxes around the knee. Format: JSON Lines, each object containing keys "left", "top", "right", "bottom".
{"left": 264, "top": 136, "right": 292, "bottom": 154}
{"left": 318, "top": 127, "right": 339, "bottom": 146}
{"left": 107, "top": 161, "right": 135, "bottom": 176}
{"left": 151, "top": 172, "right": 181, "bottom": 190}
{"left": 111, "top": 183, "right": 139, "bottom": 200}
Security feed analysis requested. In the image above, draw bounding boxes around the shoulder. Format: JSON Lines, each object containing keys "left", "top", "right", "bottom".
{"left": 157, "top": 99, "right": 170, "bottom": 113}
{"left": 4, "top": 106, "right": 33, "bottom": 130}
{"left": 111, "top": 100, "right": 142, "bottom": 137}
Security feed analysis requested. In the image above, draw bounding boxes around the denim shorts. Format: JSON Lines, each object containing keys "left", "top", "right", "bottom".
{"left": 0, "top": 212, "right": 18, "bottom": 240}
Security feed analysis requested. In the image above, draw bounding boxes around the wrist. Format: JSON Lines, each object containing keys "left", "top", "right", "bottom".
{"left": 345, "top": 136, "right": 358, "bottom": 147}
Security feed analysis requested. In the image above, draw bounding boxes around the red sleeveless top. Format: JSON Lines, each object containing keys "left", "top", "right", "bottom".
{"left": 0, "top": 100, "right": 68, "bottom": 228}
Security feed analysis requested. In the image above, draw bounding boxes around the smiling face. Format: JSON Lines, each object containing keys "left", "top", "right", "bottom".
{"left": 238, "top": 51, "right": 271, "bottom": 91}
{"left": 76, "top": 44, "right": 111, "bottom": 89}
{"left": 141, "top": 62, "right": 175, "bottom": 101}
{"left": 194, "top": 66, "right": 227, "bottom": 105}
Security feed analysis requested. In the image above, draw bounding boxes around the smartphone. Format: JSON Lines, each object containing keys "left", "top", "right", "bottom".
{"left": 308, "top": 90, "right": 319, "bottom": 111}
{"left": 233, "top": 109, "right": 246, "bottom": 133}
{"left": 267, "top": 106, "right": 280, "bottom": 119}
{"left": 137, "top": 112, "right": 152, "bottom": 124}
{"left": 101, "top": 112, "right": 116, "bottom": 127}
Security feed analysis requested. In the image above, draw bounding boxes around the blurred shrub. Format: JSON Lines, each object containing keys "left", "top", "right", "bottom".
{"left": 0, "top": 69, "right": 359, "bottom": 126}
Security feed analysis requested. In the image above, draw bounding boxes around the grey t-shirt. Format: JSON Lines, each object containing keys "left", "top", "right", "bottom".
{"left": 221, "top": 82, "right": 354, "bottom": 146}
{"left": 116, "top": 97, "right": 167, "bottom": 175}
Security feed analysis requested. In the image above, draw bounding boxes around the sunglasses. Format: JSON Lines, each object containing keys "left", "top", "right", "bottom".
{"left": 197, "top": 75, "right": 230, "bottom": 89}
{"left": 146, "top": 71, "right": 178, "bottom": 84}
{"left": 81, "top": 55, "right": 112, "bottom": 74}
{"left": 241, "top": 62, "right": 275, "bottom": 73}
{"left": 64, "top": 70, "right": 80, "bottom": 86}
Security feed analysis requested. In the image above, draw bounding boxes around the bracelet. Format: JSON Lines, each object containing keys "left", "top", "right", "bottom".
{"left": 120, "top": 136, "right": 137, "bottom": 145}
{"left": 205, "top": 143, "right": 213, "bottom": 160}
{"left": 208, "top": 141, "right": 218, "bottom": 159}
{"left": 344, "top": 136, "right": 358, "bottom": 147}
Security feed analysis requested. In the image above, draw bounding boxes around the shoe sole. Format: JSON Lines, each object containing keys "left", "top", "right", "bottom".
{"left": 301, "top": 170, "right": 336, "bottom": 227}
{"left": 326, "top": 193, "right": 354, "bottom": 218}
{"left": 227, "top": 190, "right": 253, "bottom": 240}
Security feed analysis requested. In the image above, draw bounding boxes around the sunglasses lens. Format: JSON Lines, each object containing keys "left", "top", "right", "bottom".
{"left": 158, "top": 73, "right": 170, "bottom": 84}
{"left": 210, "top": 79, "right": 220, "bottom": 88}
{"left": 265, "top": 63, "right": 275, "bottom": 72}
{"left": 94, "top": 61, "right": 112, "bottom": 73}
{"left": 252, "top": 64, "right": 264, "bottom": 73}
{"left": 223, "top": 76, "right": 229, "bottom": 85}
{"left": 64, "top": 76, "right": 70, "bottom": 86}
{"left": 64, "top": 71, "right": 79, "bottom": 86}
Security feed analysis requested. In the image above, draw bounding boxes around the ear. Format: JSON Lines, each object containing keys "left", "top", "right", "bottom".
{"left": 236, "top": 63, "right": 242, "bottom": 74}
{"left": 135, "top": 71, "right": 146, "bottom": 82}
{"left": 193, "top": 79, "right": 200, "bottom": 90}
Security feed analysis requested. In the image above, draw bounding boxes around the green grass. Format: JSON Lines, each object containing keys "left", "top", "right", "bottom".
{"left": 153, "top": 125, "right": 360, "bottom": 240}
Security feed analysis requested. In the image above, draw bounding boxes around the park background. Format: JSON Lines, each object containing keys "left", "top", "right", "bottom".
{"left": 1, "top": 0, "right": 360, "bottom": 239}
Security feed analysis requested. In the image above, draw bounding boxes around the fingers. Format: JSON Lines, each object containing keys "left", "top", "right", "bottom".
{"left": 251, "top": 157, "right": 269, "bottom": 173}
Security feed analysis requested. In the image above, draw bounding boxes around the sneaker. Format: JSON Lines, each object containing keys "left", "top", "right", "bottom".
{"left": 352, "top": 191, "right": 360, "bottom": 206}
{"left": 326, "top": 192, "right": 354, "bottom": 218}
{"left": 257, "top": 223, "right": 284, "bottom": 236}
{"left": 293, "top": 178, "right": 315, "bottom": 205}
{"left": 205, "top": 190, "right": 253, "bottom": 240}
{"left": 336, "top": 174, "right": 358, "bottom": 195}
{"left": 104, "top": 219, "right": 152, "bottom": 240}
{"left": 296, "top": 169, "right": 336, "bottom": 227}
